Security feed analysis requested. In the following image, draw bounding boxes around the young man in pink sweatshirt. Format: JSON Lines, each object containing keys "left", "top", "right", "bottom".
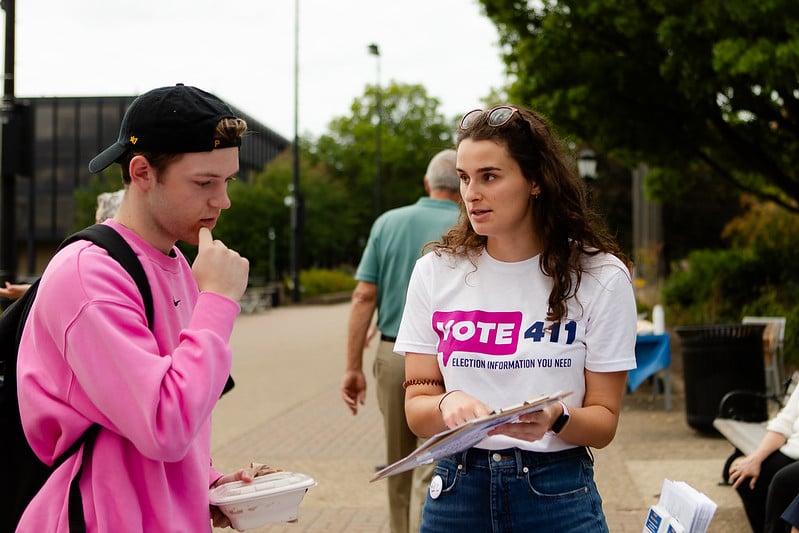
{"left": 16, "top": 84, "right": 254, "bottom": 532}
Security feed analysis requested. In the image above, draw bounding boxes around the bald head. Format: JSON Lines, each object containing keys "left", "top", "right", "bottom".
{"left": 425, "top": 149, "right": 459, "bottom": 192}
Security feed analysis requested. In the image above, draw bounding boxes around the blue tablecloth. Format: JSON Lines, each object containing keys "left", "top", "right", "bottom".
{"left": 628, "top": 333, "right": 671, "bottom": 392}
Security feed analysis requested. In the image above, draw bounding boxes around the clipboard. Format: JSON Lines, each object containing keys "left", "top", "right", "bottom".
{"left": 371, "top": 390, "right": 572, "bottom": 482}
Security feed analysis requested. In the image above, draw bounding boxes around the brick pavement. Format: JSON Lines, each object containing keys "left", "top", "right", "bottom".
{"left": 210, "top": 301, "right": 751, "bottom": 532}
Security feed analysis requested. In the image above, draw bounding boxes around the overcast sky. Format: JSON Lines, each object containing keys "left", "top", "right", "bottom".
{"left": 9, "top": 0, "right": 508, "bottom": 140}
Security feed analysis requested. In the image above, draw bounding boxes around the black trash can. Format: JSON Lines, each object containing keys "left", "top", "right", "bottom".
{"left": 675, "top": 324, "right": 767, "bottom": 433}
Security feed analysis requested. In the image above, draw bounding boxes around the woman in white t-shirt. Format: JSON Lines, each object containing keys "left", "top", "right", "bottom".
{"left": 395, "top": 105, "right": 637, "bottom": 532}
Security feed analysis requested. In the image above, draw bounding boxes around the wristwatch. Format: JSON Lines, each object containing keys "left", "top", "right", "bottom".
{"left": 547, "top": 401, "right": 570, "bottom": 435}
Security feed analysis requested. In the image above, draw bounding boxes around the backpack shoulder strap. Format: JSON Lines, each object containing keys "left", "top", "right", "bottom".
{"left": 59, "top": 224, "right": 154, "bottom": 330}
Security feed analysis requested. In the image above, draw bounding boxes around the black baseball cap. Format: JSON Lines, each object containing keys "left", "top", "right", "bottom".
{"left": 88, "top": 83, "right": 241, "bottom": 174}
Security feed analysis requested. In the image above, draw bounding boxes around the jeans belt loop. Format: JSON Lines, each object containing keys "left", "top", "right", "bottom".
{"left": 459, "top": 449, "right": 471, "bottom": 474}
{"left": 513, "top": 448, "right": 526, "bottom": 476}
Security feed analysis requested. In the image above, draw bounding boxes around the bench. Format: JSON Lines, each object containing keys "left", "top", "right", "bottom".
{"left": 714, "top": 398, "right": 776, "bottom": 485}
{"left": 239, "top": 284, "right": 279, "bottom": 314}
{"left": 712, "top": 418, "right": 768, "bottom": 457}
{"left": 713, "top": 371, "right": 799, "bottom": 484}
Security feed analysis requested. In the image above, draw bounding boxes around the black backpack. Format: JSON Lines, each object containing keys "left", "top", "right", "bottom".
{"left": 0, "top": 224, "right": 235, "bottom": 532}
{"left": 0, "top": 224, "right": 155, "bottom": 533}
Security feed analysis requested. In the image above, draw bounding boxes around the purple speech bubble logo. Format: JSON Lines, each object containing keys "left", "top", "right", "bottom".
{"left": 433, "top": 310, "right": 522, "bottom": 366}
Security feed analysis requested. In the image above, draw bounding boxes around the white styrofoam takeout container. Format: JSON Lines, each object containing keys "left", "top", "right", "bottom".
{"left": 209, "top": 471, "right": 317, "bottom": 531}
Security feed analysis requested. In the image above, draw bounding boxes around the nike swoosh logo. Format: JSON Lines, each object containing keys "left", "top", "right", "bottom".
{"left": 173, "top": 298, "right": 181, "bottom": 307}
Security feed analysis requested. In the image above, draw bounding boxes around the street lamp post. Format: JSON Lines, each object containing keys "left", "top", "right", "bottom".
{"left": 289, "top": 0, "right": 302, "bottom": 303}
{"left": 0, "top": 0, "right": 16, "bottom": 284}
{"left": 368, "top": 43, "right": 382, "bottom": 219}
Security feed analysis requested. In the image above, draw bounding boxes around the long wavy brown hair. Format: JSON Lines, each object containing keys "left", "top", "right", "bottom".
{"left": 432, "top": 105, "right": 628, "bottom": 323}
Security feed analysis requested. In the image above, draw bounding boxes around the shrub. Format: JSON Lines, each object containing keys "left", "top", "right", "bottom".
{"left": 662, "top": 248, "right": 799, "bottom": 368}
{"left": 661, "top": 248, "right": 761, "bottom": 325}
{"left": 294, "top": 268, "right": 357, "bottom": 298}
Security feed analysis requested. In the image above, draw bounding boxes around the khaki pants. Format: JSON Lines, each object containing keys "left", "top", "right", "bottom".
{"left": 374, "top": 340, "right": 434, "bottom": 533}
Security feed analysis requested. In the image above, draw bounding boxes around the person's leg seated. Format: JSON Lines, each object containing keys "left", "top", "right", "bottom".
{"left": 782, "top": 493, "right": 799, "bottom": 533}
{"left": 765, "top": 461, "right": 799, "bottom": 533}
{"left": 375, "top": 341, "right": 418, "bottom": 533}
{"left": 736, "top": 451, "right": 794, "bottom": 532}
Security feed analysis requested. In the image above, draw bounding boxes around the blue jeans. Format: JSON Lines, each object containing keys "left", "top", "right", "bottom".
{"left": 420, "top": 447, "right": 608, "bottom": 533}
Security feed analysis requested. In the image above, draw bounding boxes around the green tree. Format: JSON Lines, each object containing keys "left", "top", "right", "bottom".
{"left": 213, "top": 148, "right": 359, "bottom": 279}
{"left": 478, "top": 0, "right": 799, "bottom": 212}
{"left": 309, "top": 81, "right": 458, "bottom": 254}
{"left": 212, "top": 179, "right": 282, "bottom": 281}
{"left": 215, "top": 83, "right": 457, "bottom": 281}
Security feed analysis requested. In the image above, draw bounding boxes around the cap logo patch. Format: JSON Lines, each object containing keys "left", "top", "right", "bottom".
{"left": 214, "top": 139, "right": 221, "bottom": 148}
{"left": 129, "top": 135, "right": 139, "bottom": 145}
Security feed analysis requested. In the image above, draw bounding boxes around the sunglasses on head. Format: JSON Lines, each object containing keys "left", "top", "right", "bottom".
{"left": 458, "top": 105, "right": 520, "bottom": 131}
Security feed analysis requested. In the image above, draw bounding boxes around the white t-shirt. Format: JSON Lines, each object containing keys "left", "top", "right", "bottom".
{"left": 395, "top": 248, "right": 637, "bottom": 452}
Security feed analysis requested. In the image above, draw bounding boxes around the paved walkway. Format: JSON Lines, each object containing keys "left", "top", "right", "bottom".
{"left": 210, "top": 301, "right": 751, "bottom": 532}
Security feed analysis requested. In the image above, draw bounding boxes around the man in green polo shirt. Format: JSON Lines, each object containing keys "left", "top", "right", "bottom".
{"left": 341, "top": 149, "right": 460, "bottom": 533}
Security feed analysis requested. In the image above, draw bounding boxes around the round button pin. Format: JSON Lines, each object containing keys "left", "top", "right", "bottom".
{"left": 429, "top": 475, "right": 443, "bottom": 499}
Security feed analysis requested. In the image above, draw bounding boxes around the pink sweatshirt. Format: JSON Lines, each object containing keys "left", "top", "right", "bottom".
{"left": 16, "top": 221, "right": 239, "bottom": 532}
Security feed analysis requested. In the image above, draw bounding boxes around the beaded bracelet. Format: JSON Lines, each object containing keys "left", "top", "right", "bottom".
{"left": 402, "top": 378, "right": 445, "bottom": 390}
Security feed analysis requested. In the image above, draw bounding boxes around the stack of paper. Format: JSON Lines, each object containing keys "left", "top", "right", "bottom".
{"left": 642, "top": 479, "right": 717, "bottom": 533}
